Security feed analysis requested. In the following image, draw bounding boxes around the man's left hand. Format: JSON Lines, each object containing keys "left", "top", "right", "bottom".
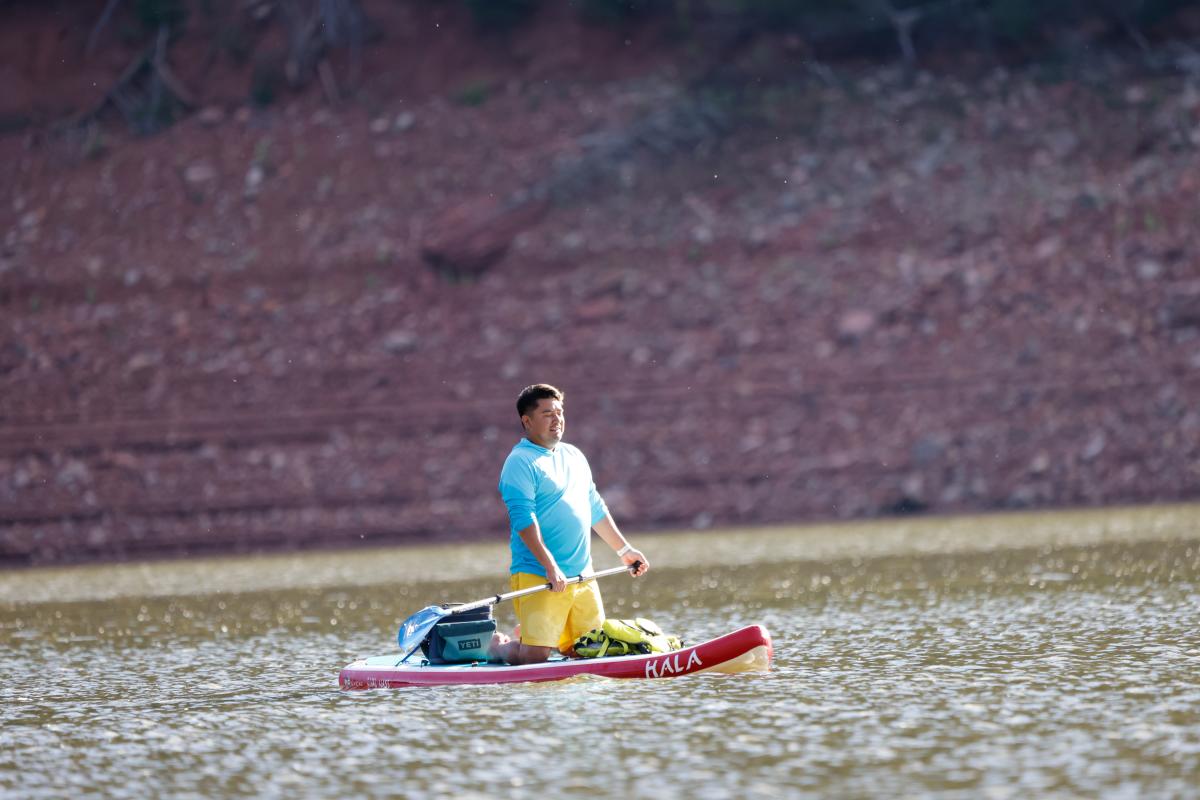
{"left": 622, "top": 550, "right": 649, "bottom": 576}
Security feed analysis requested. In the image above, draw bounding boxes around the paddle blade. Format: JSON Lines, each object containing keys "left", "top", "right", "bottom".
{"left": 396, "top": 605, "right": 448, "bottom": 657}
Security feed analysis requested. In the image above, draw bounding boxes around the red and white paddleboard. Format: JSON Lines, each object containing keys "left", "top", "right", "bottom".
{"left": 339, "top": 624, "right": 772, "bottom": 689}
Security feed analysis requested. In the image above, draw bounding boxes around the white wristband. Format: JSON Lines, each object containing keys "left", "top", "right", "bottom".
{"left": 616, "top": 543, "right": 632, "bottom": 557}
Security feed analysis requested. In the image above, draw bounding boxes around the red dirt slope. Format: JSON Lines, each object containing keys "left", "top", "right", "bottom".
{"left": 2, "top": 2, "right": 1199, "bottom": 564}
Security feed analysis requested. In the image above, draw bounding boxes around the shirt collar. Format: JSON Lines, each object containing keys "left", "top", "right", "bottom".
{"left": 520, "top": 437, "right": 555, "bottom": 454}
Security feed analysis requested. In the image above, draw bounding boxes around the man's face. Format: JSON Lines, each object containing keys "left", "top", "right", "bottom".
{"left": 522, "top": 398, "right": 564, "bottom": 448}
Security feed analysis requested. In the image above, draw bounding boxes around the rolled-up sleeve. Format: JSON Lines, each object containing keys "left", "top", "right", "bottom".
{"left": 588, "top": 482, "right": 609, "bottom": 526}
{"left": 499, "top": 460, "right": 537, "bottom": 535}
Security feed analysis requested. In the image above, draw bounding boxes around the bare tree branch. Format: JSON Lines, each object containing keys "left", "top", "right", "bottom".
{"left": 275, "top": 0, "right": 366, "bottom": 94}
{"left": 65, "top": 25, "right": 193, "bottom": 134}
{"left": 67, "top": 42, "right": 155, "bottom": 128}
{"left": 856, "top": 0, "right": 968, "bottom": 75}
{"left": 1099, "top": 0, "right": 1153, "bottom": 55}
{"left": 146, "top": 25, "right": 169, "bottom": 126}
{"left": 153, "top": 28, "right": 197, "bottom": 108}
{"left": 86, "top": 0, "right": 124, "bottom": 56}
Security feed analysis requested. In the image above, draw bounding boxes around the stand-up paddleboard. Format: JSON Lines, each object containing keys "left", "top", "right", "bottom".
{"left": 339, "top": 624, "right": 772, "bottom": 689}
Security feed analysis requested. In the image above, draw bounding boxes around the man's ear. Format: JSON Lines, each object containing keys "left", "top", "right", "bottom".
{"left": 519, "top": 415, "right": 530, "bottom": 431}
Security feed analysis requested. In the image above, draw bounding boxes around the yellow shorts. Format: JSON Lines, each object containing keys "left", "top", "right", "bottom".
{"left": 511, "top": 572, "right": 605, "bottom": 653}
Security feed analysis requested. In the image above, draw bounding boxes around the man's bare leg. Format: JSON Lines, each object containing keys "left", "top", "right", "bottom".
{"left": 489, "top": 633, "right": 557, "bottom": 665}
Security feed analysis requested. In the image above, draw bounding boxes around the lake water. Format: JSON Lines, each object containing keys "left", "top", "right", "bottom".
{"left": 2, "top": 505, "right": 1198, "bottom": 798}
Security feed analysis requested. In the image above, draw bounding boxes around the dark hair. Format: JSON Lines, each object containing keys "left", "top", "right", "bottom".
{"left": 516, "top": 384, "right": 564, "bottom": 418}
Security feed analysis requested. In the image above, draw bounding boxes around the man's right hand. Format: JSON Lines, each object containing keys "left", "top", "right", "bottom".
{"left": 548, "top": 567, "right": 567, "bottom": 592}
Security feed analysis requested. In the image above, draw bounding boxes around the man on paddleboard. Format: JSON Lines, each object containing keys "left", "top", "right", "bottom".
{"left": 490, "top": 384, "right": 649, "bottom": 664}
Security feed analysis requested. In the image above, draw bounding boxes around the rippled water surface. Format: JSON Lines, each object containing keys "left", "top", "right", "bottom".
{"left": 3, "top": 505, "right": 1199, "bottom": 798}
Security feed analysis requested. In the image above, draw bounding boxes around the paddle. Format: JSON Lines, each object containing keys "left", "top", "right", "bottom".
{"left": 396, "top": 562, "right": 640, "bottom": 660}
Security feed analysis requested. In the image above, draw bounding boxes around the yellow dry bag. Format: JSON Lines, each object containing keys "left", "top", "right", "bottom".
{"left": 573, "top": 617, "right": 683, "bottom": 658}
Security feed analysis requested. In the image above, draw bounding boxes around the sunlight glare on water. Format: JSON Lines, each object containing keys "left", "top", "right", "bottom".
{"left": 2, "top": 505, "right": 1199, "bottom": 798}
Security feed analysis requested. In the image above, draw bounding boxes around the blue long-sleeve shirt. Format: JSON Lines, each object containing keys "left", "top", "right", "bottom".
{"left": 498, "top": 438, "right": 609, "bottom": 578}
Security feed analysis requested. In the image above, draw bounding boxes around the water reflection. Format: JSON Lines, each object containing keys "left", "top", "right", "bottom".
{"left": 2, "top": 507, "right": 1199, "bottom": 798}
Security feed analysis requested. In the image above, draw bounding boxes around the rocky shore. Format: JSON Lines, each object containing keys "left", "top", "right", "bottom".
{"left": 2, "top": 4, "right": 1199, "bottom": 565}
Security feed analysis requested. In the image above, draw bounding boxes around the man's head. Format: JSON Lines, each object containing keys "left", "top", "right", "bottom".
{"left": 516, "top": 384, "right": 565, "bottom": 449}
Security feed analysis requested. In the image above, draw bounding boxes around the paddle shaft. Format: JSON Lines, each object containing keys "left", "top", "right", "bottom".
{"left": 446, "top": 563, "right": 637, "bottom": 616}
